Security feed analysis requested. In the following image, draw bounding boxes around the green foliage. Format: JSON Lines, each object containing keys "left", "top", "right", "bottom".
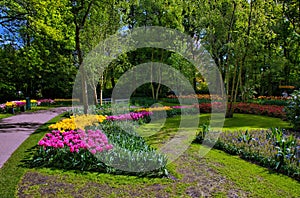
{"left": 28, "top": 117, "right": 168, "bottom": 177}
{"left": 284, "top": 89, "right": 300, "bottom": 130}
{"left": 193, "top": 123, "right": 210, "bottom": 144}
{"left": 28, "top": 146, "right": 107, "bottom": 172}
{"left": 130, "top": 97, "right": 159, "bottom": 107}
{"left": 248, "top": 99, "right": 288, "bottom": 106}
{"left": 270, "top": 128, "right": 298, "bottom": 170}
{"left": 91, "top": 121, "right": 168, "bottom": 176}
{"left": 197, "top": 127, "right": 300, "bottom": 181}
{"left": 238, "top": 130, "right": 254, "bottom": 144}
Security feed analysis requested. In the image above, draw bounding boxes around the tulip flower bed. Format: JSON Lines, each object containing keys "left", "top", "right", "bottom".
{"left": 0, "top": 99, "right": 56, "bottom": 113}
{"left": 193, "top": 102, "right": 285, "bottom": 119}
{"left": 49, "top": 114, "right": 107, "bottom": 132}
{"left": 0, "top": 101, "right": 26, "bottom": 113}
{"left": 163, "top": 94, "right": 221, "bottom": 104}
{"left": 106, "top": 111, "right": 152, "bottom": 122}
{"left": 195, "top": 127, "right": 300, "bottom": 181}
{"left": 30, "top": 129, "right": 114, "bottom": 172}
{"left": 36, "top": 99, "right": 55, "bottom": 106}
{"left": 29, "top": 110, "right": 167, "bottom": 177}
{"left": 233, "top": 103, "right": 286, "bottom": 119}
{"left": 134, "top": 102, "right": 285, "bottom": 120}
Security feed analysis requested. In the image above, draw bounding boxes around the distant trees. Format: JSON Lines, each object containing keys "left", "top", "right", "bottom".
{"left": 0, "top": 0, "right": 298, "bottom": 114}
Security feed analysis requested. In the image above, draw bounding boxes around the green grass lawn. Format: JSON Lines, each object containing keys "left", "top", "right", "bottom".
{"left": 0, "top": 113, "right": 13, "bottom": 120}
{"left": 137, "top": 113, "right": 291, "bottom": 148}
{"left": 1, "top": 113, "right": 299, "bottom": 197}
{"left": 25, "top": 106, "right": 54, "bottom": 112}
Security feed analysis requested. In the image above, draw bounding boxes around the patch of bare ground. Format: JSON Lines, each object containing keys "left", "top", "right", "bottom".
{"left": 18, "top": 148, "right": 250, "bottom": 198}
{"left": 172, "top": 150, "right": 250, "bottom": 198}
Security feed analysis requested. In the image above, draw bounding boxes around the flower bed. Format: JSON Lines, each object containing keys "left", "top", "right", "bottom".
{"left": 49, "top": 115, "right": 106, "bottom": 132}
{"left": 0, "top": 98, "right": 57, "bottom": 113}
{"left": 194, "top": 127, "right": 300, "bottom": 181}
{"left": 30, "top": 110, "right": 167, "bottom": 177}
{"left": 0, "top": 101, "right": 26, "bottom": 113}
{"left": 233, "top": 103, "right": 286, "bottom": 119}
{"left": 248, "top": 96, "right": 290, "bottom": 106}
{"left": 133, "top": 102, "right": 285, "bottom": 119}
{"left": 37, "top": 99, "right": 55, "bottom": 106}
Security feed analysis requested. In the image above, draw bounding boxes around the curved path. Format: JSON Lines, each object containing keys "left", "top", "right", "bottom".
{"left": 0, "top": 107, "right": 71, "bottom": 168}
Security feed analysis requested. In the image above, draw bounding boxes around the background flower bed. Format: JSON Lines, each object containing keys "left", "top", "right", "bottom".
{"left": 0, "top": 99, "right": 54, "bottom": 113}
{"left": 233, "top": 103, "right": 286, "bottom": 119}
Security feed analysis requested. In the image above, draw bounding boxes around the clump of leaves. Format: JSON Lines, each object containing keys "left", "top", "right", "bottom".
{"left": 268, "top": 128, "right": 298, "bottom": 170}
{"left": 193, "top": 123, "right": 210, "bottom": 144}
{"left": 284, "top": 89, "right": 300, "bottom": 130}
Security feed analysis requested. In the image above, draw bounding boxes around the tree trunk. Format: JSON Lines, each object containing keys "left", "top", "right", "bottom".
{"left": 93, "top": 85, "right": 98, "bottom": 105}
{"left": 150, "top": 49, "right": 155, "bottom": 99}
{"left": 99, "top": 75, "right": 104, "bottom": 106}
{"left": 76, "top": 25, "right": 88, "bottom": 114}
{"left": 226, "top": 61, "right": 238, "bottom": 118}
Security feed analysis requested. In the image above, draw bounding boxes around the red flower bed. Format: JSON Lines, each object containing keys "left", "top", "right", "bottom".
{"left": 194, "top": 102, "right": 286, "bottom": 119}
{"left": 233, "top": 103, "right": 286, "bottom": 119}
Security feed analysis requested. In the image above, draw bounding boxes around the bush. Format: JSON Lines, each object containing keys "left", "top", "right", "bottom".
{"left": 284, "top": 89, "right": 300, "bottom": 130}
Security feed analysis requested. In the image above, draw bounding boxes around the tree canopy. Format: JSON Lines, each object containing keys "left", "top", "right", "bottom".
{"left": 0, "top": 0, "right": 299, "bottom": 112}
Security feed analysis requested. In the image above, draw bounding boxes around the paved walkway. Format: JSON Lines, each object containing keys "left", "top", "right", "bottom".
{"left": 0, "top": 107, "right": 71, "bottom": 168}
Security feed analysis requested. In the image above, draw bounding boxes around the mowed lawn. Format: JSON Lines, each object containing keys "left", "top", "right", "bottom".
{"left": 1, "top": 113, "right": 299, "bottom": 197}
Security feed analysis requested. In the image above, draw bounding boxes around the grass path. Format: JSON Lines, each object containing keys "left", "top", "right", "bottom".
{"left": 1, "top": 113, "right": 299, "bottom": 197}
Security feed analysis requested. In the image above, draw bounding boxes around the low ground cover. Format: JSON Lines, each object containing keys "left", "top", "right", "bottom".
{"left": 16, "top": 145, "right": 300, "bottom": 197}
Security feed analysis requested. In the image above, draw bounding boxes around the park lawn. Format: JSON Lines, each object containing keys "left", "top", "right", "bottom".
{"left": 1, "top": 113, "right": 299, "bottom": 197}
{"left": 26, "top": 106, "right": 54, "bottom": 112}
{"left": 0, "top": 113, "right": 13, "bottom": 120}
{"left": 138, "top": 113, "right": 291, "bottom": 148}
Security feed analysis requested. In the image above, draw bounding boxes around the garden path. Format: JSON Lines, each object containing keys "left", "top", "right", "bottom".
{"left": 0, "top": 107, "right": 71, "bottom": 168}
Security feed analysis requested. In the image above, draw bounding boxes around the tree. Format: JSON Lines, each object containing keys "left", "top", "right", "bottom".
{"left": 0, "top": 0, "right": 76, "bottom": 100}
